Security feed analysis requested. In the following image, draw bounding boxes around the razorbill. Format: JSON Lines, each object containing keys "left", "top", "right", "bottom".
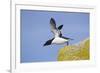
{"left": 44, "top": 18, "right": 73, "bottom": 46}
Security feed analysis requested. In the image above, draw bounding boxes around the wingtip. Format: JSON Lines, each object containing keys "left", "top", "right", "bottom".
{"left": 58, "top": 25, "right": 63, "bottom": 30}
{"left": 50, "top": 17, "right": 54, "bottom": 20}
{"left": 70, "top": 38, "right": 74, "bottom": 40}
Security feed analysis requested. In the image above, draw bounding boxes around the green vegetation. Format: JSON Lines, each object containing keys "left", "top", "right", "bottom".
{"left": 57, "top": 38, "right": 90, "bottom": 61}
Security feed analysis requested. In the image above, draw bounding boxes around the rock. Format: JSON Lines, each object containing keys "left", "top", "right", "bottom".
{"left": 57, "top": 38, "right": 90, "bottom": 61}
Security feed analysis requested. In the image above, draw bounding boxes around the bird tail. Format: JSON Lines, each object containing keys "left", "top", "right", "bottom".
{"left": 62, "top": 36, "right": 74, "bottom": 40}
{"left": 69, "top": 38, "right": 74, "bottom": 40}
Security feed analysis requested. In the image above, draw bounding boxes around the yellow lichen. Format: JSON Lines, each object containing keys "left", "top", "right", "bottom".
{"left": 57, "top": 38, "right": 90, "bottom": 61}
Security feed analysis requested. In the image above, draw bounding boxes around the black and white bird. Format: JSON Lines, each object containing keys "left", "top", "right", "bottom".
{"left": 44, "top": 18, "right": 73, "bottom": 46}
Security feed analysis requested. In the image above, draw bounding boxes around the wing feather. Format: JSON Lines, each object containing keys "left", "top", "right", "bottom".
{"left": 50, "top": 18, "right": 58, "bottom": 35}
{"left": 50, "top": 18, "right": 62, "bottom": 37}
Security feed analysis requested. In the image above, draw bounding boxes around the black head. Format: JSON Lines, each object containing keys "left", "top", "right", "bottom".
{"left": 43, "top": 38, "right": 54, "bottom": 46}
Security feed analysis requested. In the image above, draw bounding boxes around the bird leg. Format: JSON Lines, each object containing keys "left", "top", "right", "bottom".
{"left": 67, "top": 41, "right": 69, "bottom": 46}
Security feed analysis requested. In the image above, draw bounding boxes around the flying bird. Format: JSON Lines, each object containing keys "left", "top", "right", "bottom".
{"left": 44, "top": 18, "right": 73, "bottom": 46}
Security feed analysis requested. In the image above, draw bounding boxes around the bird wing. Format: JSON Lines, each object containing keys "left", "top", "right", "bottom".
{"left": 50, "top": 18, "right": 58, "bottom": 35}
{"left": 58, "top": 25, "right": 63, "bottom": 30}
{"left": 50, "top": 18, "right": 57, "bottom": 30}
{"left": 50, "top": 18, "right": 62, "bottom": 37}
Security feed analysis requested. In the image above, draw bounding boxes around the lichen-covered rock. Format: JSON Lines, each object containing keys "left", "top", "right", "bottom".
{"left": 57, "top": 38, "right": 90, "bottom": 61}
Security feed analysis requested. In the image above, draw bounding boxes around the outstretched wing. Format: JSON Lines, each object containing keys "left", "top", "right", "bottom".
{"left": 50, "top": 18, "right": 56, "bottom": 30}
{"left": 50, "top": 18, "right": 58, "bottom": 35}
{"left": 50, "top": 18, "right": 62, "bottom": 37}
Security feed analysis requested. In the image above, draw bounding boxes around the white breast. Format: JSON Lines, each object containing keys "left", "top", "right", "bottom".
{"left": 52, "top": 37, "right": 68, "bottom": 44}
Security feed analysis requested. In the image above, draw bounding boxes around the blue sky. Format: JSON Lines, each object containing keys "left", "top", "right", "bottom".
{"left": 20, "top": 10, "right": 89, "bottom": 63}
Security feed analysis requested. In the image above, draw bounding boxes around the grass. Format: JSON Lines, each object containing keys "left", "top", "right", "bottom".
{"left": 57, "top": 38, "right": 90, "bottom": 61}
